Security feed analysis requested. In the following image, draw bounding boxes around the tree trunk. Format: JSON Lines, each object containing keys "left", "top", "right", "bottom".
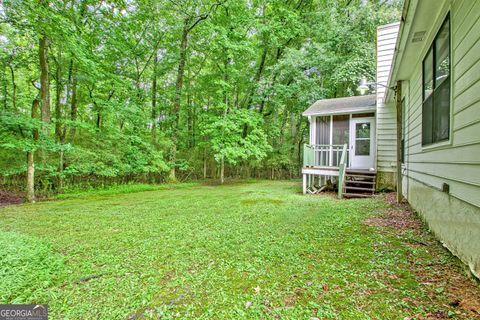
{"left": 89, "top": 89, "right": 102, "bottom": 129}
{"left": 96, "top": 112, "right": 101, "bottom": 128}
{"left": 203, "top": 149, "right": 207, "bottom": 179}
{"left": 243, "top": 46, "right": 268, "bottom": 109}
{"left": 2, "top": 62, "right": 7, "bottom": 110}
{"left": 39, "top": 35, "right": 50, "bottom": 132}
{"left": 220, "top": 156, "right": 225, "bottom": 184}
{"left": 151, "top": 54, "right": 158, "bottom": 140}
{"left": 55, "top": 50, "right": 62, "bottom": 140}
{"left": 55, "top": 51, "right": 66, "bottom": 191}
{"left": 58, "top": 149, "right": 64, "bottom": 192}
{"left": 170, "top": 19, "right": 189, "bottom": 180}
{"left": 187, "top": 90, "right": 192, "bottom": 148}
{"left": 26, "top": 151, "right": 35, "bottom": 203}
{"left": 191, "top": 98, "right": 196, "bottom": 147}
{"left": 8, "top": 63, "right": 16, "bottom": 111}
{"left": 70, "top": 63, "right": 78, "bottom": 139}
{"left": 27, "top": 99, "right": 40, "bottom": 203}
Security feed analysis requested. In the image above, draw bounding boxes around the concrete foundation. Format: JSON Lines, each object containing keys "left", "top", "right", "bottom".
{"left": 407, "top": 178, "right": 480, "bottom": 279}
{"left": 376, "top": 171, "right": 395, "bottom": 191}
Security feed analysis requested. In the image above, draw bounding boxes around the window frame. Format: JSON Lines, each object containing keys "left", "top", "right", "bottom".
{"left": 421, "top": 13, "right": 451, "bottom": 147}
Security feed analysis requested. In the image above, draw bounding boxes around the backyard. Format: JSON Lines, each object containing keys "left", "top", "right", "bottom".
{"left": 0, "top": 181, "right": 479, "bottom": 319}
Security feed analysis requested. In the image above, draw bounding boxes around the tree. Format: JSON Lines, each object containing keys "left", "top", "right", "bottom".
{"left": 201, "top": 108, "right": 271, "bottom": 183}
{"left": 0, "top": 0, "right": 402, "bottom": 196}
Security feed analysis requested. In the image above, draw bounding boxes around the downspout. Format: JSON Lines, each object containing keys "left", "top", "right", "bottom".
{"left": 396, "top": 81, "right": 403, "bottom": 203}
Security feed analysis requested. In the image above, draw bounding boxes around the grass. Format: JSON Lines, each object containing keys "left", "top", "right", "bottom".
{"left": 0, "top": 181, "right": 476, "bottom": 319}
{"left": 55, "top": 182, "right": 200, "bottom": 200}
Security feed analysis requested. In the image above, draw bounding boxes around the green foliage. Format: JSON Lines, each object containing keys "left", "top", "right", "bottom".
{"left": 0, "top": 0, "right": 402, "bottom": 190}
{"left": 202, "top": 108, "right": 272, "bottom": 165}
{"left": 0, "top": 231, "right": 66, "bottom": 303}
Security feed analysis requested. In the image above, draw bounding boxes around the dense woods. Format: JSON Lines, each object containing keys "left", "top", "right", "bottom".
{"left": 0, "top": 0, "right": 400, "bottom": 200}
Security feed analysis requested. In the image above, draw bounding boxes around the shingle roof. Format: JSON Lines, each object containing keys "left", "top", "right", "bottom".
{"left": 302, "top": 94, "right": 376, "bottom": 116}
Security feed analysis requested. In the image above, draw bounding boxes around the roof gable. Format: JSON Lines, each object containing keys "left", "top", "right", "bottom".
{"left": 303, "top": 94, "right": 376, "bottom": 116}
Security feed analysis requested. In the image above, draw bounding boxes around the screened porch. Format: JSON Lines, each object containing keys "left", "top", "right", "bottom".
{"left": 301, "top": 94, "right": 377, "bottom": 196}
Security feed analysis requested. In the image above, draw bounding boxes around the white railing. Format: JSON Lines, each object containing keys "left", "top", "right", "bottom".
{"left": 337, "top": 144, "right": 348, "bottom": 199}
{"left": 303, "top": 144, "right": 348, "bottom": 168}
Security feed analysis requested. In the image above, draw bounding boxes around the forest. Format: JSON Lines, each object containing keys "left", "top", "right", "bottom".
{"left": 0, "top": 0, "right": 401, "bottom": 201}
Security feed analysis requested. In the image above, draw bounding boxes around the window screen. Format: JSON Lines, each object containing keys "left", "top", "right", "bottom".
{"left": 422, "top": 15, "right": 450, "bottom": 146}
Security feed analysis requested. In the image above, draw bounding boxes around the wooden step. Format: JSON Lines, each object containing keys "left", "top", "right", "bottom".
{"left": 346, "top": 174, "right": 376, "bottom": 179}
{"left": 342, "top": 170, "right": 377, "bottom": 198}
{"left": 344, "top": 186, "right": 375, "bottom": 192}
{"left": 345, "top": 180, "right": 375, "bottom": 185}
{"left": 343, "top": 193, "right": 374, "bottom": 198}
{"left": 343, "top": 171, "right": 376, "bottom": 198}
{"left": 346, "top": 169, "right": 376, "bottom": 175}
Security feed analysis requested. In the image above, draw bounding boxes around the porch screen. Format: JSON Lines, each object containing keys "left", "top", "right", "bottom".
{"left": 332, "top": 115, "right": 349, "bottom": 164}
{"left": 315, "top": 116, "right": 330, "bottom": 145}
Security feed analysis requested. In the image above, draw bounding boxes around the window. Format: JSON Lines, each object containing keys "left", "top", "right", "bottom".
{"left": 422, "top": 15, "right": 451, "bottom": 146}
{"left": 355, "top": 122, "right": 371, "bottom": 156}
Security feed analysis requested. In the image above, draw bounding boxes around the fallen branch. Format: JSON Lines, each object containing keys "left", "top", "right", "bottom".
{"left": 76, "top": 272, "right": 112, "bottom": 284}
{"left": 169, "top": 291, "right": 189, "bottom": 306}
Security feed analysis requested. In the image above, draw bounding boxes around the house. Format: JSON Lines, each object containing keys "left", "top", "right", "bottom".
{"left": 302, "top": 23, "right": 400, "bottom": 197}
{"left": 386, "top": 0, "right": 480, "bottom": 279}
{"left": 302, "top": 0, "right": 480, "bottom": 278}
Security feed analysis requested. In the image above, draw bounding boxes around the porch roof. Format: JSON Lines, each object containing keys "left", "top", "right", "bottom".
{"left": 303, "top": 94, "right": 376, "bottom": 116}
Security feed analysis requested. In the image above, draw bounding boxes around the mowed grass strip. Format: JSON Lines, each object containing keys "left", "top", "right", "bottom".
{"left": 0, "top": 181, "right": 473, "bottom": 319}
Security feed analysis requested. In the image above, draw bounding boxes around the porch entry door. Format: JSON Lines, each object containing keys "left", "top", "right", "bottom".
{"left": 349, "top": 118, "right": 375, "bottom": 169}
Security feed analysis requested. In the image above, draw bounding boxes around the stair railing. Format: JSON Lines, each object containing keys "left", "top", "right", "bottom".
{"left": 337, "top": 143, "right": 348, "bottom": 199}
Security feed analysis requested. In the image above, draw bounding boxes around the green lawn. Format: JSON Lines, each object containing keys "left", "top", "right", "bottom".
{"left": 0, "top": 181, "right": 474, "bottom": 319}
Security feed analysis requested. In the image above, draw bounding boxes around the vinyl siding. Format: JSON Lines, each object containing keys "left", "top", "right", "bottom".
{"left": 376, "top": 23, "right": 400, "bottom": 174}
{"left": 402, "top": 0, "right": 480, "bottom": 209}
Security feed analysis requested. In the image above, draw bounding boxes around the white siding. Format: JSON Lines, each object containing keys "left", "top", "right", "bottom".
{"left": 402, "top": 0, "right": 480, "bottom": 208}
{"left": 376, "top": 23, "right": 400, "bottom": 173}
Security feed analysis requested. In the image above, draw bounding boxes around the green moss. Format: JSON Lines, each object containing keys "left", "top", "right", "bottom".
{"left": 376, "top": 171, "right": 395, "bottom": 191}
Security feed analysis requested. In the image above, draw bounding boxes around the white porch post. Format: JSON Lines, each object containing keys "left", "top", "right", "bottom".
{"left": 308, "top": 116, "right": 315, "bottom": 145}
{"left": 310, "top": 116, "right": 316, "bottom": 165}
{"left": 303, "top": 173, "right": 307, "bottom": 194}
{"left": 329, "top": 115, "right": 333, "bottom": 166}
{"left": 349, "top": 113, "right": 352, "bottom": 168}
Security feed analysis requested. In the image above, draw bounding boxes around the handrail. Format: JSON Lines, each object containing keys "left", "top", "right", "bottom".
{"left": 303, "top": 144, "right": 314, "bottom": 167}
{"left": 337, "top": 143, "right": 348, "bottom": 199}
{"left": 303, "top": 144, "right": 345, "bottom": 168}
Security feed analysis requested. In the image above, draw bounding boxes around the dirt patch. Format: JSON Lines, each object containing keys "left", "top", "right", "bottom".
{"left": 365, "top": 193, "right": 480, "bottom": 319}
{"left": 283, "top": 287, "right": 306, "bottom": 307}
{"left": 363, "top": 206, "right": 422, "bottom": 230}
{"left": 0, "top": 190, "right": 23, "bottom": 207}
{"left": 413, "top": 261, "right": 480, "bottom": 318}
{"left": 363, "top": 192, "right": 423, "bottom": 230}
